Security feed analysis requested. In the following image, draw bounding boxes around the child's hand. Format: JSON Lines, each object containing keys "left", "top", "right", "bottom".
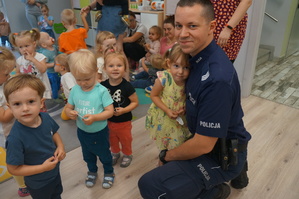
{"left": 38, "top": 21, "right": 42, "bottom": 25}
{"left": 114, "top": 107, "right": 125, "bottom": 116}
{"left": 68, "top": 110, "right": 79, "bottom": 120}
{"left": 166, "top": 109, "right": 179, "bottom": 119}
{"left": 24, "top": 51, "right": 35, "bottom": 62}
{"left": 43, "top": 15, "right": 48, "bottom": 21}
{"left": 81, "top": 114, "right": 94, "bottom": 125}
{"left": 42, "top": 156, "right": 59, "bottom": 172}
{"left": 81, "top": 11, "right": 87, "bottom": 18}
{"left": 98, "top": 0, "right": 104, "bottom": 6}
{"left": 54, "top": 147, "right": 66, "bottom": 162}
{"left": 144, "top": 43, "right": 150, "bottom": 51}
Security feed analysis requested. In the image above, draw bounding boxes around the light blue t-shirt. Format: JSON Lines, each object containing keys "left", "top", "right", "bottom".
{"left": 39, "top": 15, "right": 54, "bottom": 30}
{"left": 38, "top": 45, "right": 58, "bottom": 73}
{"left": 68, "top": 83, "right": 113, "bottom": 133}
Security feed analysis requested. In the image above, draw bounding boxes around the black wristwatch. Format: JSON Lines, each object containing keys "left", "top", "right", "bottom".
{"left": 159, "top": 149, "right": 168, "bottom": 164}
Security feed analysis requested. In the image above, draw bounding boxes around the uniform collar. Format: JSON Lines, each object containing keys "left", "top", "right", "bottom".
{"left": 189, "top": 40, "right": 218, "bottom": 68}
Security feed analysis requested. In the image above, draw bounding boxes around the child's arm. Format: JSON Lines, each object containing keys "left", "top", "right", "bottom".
{"left": 52, "top": 132, "right": 66, "bottom": 162}
{"left": 7, "top": 157, "right": 59, "bottom": 176}
{"left": 114, "top": 93, "right": 139, "bottom": 116}
{"left": 24, "top": 54, "right": 47, "bottom": 74}
{"left": 150, "top": 78, "right": 179, "bottom": 119}
{"left": 140, "top": 58, "right": 149, "bottom": 73}
{"left": 82, "top": 104, "right": 114, "bottom": 125}
{"left": 64, "top": 103, "right": 79, "bottom": 120}
{"left": 81, "top": 11, "right": 89, "bottom": 32}
{"left": 0, "top": 106, "right": 14, "bottom": 123}
{"left": 46, "top": 62, "right": 55, "bottom": 69}
{"left": 43, "top": 15, "right": 54, "bottom": 27}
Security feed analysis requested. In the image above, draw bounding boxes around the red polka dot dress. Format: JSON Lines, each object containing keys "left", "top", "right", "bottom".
{"left": 212, "top": 0, "right": 248, "bottom": 61}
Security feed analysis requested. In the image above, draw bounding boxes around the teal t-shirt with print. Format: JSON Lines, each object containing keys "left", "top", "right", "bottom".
{"left": 68, "top": 83, "right": 113, "bottom": 133}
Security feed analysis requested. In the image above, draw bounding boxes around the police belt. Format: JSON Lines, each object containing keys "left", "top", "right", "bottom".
{"left": 209, "top": 139, "right": 248, "bottom": 170}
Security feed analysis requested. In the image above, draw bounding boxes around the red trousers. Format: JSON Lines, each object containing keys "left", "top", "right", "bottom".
{"left": 108, "top": 121, "right": 132, "bottom": 156}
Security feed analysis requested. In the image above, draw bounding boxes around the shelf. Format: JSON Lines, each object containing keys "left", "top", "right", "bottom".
{"left": 130, "top": 8, "right": 164, "bottom": 14}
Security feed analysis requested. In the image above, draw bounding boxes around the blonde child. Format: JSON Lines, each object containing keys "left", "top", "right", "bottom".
{"left": 65, "top": 49, "right": 115, "bottom": 188}
{"left": 4, "top": 74, "right": 65, "bottom": 198}
{"left": 101, "top": 51, "right": 138, "bottom": 167}
{"left": 54, "top": 53, "right": 76, "bottom": 120}
{"left": 38, "top": 4, "right": 56, "bottom": 40}
{"left": 143, "top": 25, "right": 162, "bottom": 64}
{"left": 9, "top": 28, "right": 52, "bottom": 111}
{"left": 0, "top": 47, "right": 30, "bottom": 197}
{"left": 38, "top": 32, "right": 60, "bottom": 99}
{"left": 95, "top": 31, "right": 117, "bottom": 82}
{"left": 58, "top": 9, "right": 89, "bottom": 54}
{"left": 145, "top": 44, "right": 192, "bottom": 164}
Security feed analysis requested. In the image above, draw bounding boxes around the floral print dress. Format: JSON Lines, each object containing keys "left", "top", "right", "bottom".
{"left": 145, "top": 70, "right": 192, "bottom": 150}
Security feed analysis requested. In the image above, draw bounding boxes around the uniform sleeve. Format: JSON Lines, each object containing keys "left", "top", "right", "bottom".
{"left": 195, "top": 82, "right": 233, "bottom": 138}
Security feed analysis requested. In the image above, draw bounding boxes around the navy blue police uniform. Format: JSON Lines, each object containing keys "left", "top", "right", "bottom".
{"left": 138, "top": 40, "right": 251, "bottom": 199}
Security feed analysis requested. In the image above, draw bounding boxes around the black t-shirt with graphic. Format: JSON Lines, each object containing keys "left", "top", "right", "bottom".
{"left": 101, "top": 78, "right": 136, "bottom": 122}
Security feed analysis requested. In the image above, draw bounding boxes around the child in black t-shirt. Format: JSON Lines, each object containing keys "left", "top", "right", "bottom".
{"left": 101, "top": 51, "right": 138, "bottom": 168}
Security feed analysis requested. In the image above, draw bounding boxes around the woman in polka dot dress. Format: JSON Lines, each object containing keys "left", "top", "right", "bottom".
{"left": 212, "top": 0, "right": 252, "bottom": 62}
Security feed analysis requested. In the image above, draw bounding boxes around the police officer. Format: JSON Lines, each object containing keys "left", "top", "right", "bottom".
{"left": 138, "top": 0, "right": 251, "bottom": 198}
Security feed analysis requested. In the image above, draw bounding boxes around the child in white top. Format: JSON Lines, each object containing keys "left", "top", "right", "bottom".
{"left": 9, "top": 28, "right": 52, "bottom": 111}
{"left": 54, "top": 53, "right": 76, "bottom": 120}
{"left": 95, "top": 31, "right": 117, "bottom": 82}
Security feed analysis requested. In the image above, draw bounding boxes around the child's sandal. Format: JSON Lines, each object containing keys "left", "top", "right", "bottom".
{"left": 85, "top": 172, "right": 97, "bottom": 188}
{"left": 120, "top": 155, "right": 133, "bottom": 168}
{"left": 102, "top": 173, "right": 115, "bottom": 189}
{"left": 112, "top": 153, "right": 120, "bottom": 166}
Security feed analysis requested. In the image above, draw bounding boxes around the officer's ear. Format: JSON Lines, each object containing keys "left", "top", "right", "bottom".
{"left": 209, "top": 20, "right": 216, "bottom": 34}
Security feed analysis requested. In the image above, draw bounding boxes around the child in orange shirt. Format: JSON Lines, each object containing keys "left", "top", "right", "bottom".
{"left": 58, "top": 9, "right": 89, "bottom": 54}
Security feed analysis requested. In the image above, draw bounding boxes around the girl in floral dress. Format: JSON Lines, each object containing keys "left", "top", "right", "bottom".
{"left": 146, "top": 44, "right": 192, "bottom": 160}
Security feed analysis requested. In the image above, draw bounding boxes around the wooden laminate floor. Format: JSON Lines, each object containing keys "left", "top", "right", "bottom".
{"left": 1, "top": 95, "right": 299, "bottom": 199}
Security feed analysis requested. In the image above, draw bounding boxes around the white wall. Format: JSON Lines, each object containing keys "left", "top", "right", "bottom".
{"left": 3, "top": 0, "right": 71, "bottom": 37}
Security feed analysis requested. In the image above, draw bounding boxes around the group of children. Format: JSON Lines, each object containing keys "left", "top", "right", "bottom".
{"left": 0, "top": 5, "right": 194, "bottom": 199}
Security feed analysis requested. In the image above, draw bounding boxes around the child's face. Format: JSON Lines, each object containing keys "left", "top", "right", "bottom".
{"left": 41, "top": 8, "right": 49, "bottom": 16}
{"left": 148, "top": 29, "right": 160, "bottom": 42}
{"left": 15, "top": 36, "right": 36, "bottom": 56}
{"left": 167, "top": 56, "right": 190, "bottom": 85}
{"left": 54, "top": 61, "right": 63, "bottom": 73}
{"left": 101, "top": 38, "right": 117, "bottom": 55}
{"left": 73, "top": 72, "right": 97, "bottom": 92}
{"left": 104, "top": 57, "right": 126, "bottom": 81}
{"left": 0, "top": 60, "right": 15, "bottom": 86}
{"left": 7, "top": 87, "right": 44, "bottom": 127}
{"left": 40, "top": 32, "right": 54, "bottom": 48}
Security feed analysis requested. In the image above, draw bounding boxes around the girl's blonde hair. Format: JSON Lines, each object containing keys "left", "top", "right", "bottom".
{"left": 95, "top": 31, "right": 116, "bottom": 57}
{"left": 164, "top": 43, "right": 189, "bottom": 69}
{"left": 149, "top": 25, "right": 163, "bottom": 40}
{"left": 61, "top": 9, "right": 76, "bottom": 26}
{"left": 68, "top": 49, "right": 97, "bottom": 76}
{"left": 55, "top": 53, "right": 70, "bottom": 72}
{"left": 104, "top": 51, "right": 129, "bottom": 71}
{"left": 0, "top": 47, "right": 15, "bottom": 73}
{"left": 9, "top": 28, "right": 40, "bottom": 47}
{"left": 4, "top": 74, "right": 45, "bottom": 102}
